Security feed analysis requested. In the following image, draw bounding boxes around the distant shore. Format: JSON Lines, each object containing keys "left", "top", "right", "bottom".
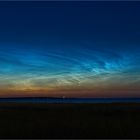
{"left": 0, "top": 97, "right": 140, "bottom": 103}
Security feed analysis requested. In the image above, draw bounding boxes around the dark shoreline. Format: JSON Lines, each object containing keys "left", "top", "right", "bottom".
{"left": 0, "top": 102, "right": 140, "bottom": 110}
{"left": 0, "top": 102, "right": 140, "bottom": 138}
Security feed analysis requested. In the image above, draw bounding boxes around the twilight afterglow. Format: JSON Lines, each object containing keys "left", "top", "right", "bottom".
{"left": 0, "top": 1, "right": 140, "bottom": 98}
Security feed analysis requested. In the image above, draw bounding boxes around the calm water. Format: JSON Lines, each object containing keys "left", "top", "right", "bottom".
{"left": 0, "top": 97, "right": 140, "bottom": 103}
{"left": 0, "top": 97, "right": 140, "bottom": 110}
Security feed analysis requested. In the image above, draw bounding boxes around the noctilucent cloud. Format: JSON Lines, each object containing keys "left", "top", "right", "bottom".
{"left": 0, "top": 1, "right": 140, "bottom": 97}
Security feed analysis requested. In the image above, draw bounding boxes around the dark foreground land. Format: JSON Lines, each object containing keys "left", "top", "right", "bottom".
{"left": 0, "top": 103, "right": 140, "bottom": 138}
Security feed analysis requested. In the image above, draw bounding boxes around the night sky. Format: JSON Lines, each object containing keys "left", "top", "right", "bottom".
{"left": 0, "top": 1, "right": 140, "bottom": 98}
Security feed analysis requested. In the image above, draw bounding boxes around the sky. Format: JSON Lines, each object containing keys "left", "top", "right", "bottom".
{"left": 0, "top": 1, "right": 140, "bottom": 98}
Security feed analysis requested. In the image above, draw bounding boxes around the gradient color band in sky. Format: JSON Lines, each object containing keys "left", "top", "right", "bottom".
{"left": 0, "top": 1, "right": 140, "bottom": 97}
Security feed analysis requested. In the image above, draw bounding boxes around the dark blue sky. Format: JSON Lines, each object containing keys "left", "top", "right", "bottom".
{"left": 0, "top": 1, "right": 140, "bottom": 47}
{"left": 0, "top": 1, "right": 140, "bottom": 97}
